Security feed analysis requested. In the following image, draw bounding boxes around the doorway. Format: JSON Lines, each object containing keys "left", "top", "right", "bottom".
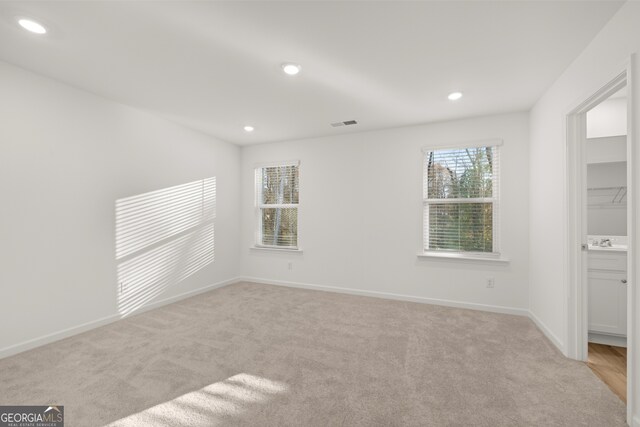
{"left": 566, "top": 66, "right": 634, "bottom": 425}
{"left": 583, "top": 86, "right": 628, "bottom": 403}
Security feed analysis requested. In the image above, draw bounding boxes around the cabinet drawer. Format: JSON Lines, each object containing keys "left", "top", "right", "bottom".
{"left": 588, "top": 252, "right": 627, "bottom": 271}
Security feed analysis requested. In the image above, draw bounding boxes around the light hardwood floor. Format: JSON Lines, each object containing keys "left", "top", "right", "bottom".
{"left": 587, "top": 342, "right": 627, "bottom": 403}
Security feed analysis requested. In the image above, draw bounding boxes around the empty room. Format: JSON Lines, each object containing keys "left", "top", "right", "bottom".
{"left": 0, "top": 1, "right": 639, "bottom": 426}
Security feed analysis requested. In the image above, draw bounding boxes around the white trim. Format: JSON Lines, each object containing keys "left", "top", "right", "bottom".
{"left": 492, "top": 145, "right": 501, "bottom": 255}
{"left": 421, "top": 138, "right": 503, "bottom": 152}
{"left": 240, "top": 276, "right": 528, "bottom": 316}
{"left": 0, "top": 277, "right": 241, "bottom": 360}
{"left": 565, "top": 58, "right": 636, "bottom": 426}
{"left": 417, "top": 251, "right": 509, "bottom": 263}
{"left": 255, "top": 162, "right": 300, "bottom": 248}
{"left": 257, "top": 203, "right": 298, "bottom": 209}
{"left": 422, "top": 143, "right": 501, "bottom": 255}
{"left": 588, "top": 332, "right": 627, "bottom": 348}
{"left": 253, "top": 159, "right": 300, "bottom": 168}
{"left": 628, "top": 54, "right": 638, "bottom": 427}
{"left": 250, "top": 246, "right": 303, "bottom": 253}
{"left": 423, "top": 197, "right": 496, "bottom": 204}
{"left": 565, "top": 66, "right": 628, "bottom": 361}
{"left": 529, "top": 309, "right": 565, "bottom": 353}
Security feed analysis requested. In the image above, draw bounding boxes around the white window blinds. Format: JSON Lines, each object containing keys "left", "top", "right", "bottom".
{"left": 255, "top": 163, "right": 299, "bottom": 248}
{"left": 423, "top": 144, "right": 500, "bottom": 254}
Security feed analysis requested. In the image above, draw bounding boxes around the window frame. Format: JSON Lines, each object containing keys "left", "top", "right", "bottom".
{"left": 421, "top": 140, "right": 502, "bottom": 259}
{"left": 254, "top": 160, "right": 300, "bottom": 250}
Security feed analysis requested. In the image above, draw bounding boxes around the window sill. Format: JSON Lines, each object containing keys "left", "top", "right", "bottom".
{"left": 417, "top": 251, "right": 509, "bottom": 263}
{"left": 251, "top": 246, "right": 303, "bottom": 254}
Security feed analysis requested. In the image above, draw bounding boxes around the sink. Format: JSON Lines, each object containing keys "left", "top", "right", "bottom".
{"left": 588, "top": 235, "right": 627, "bottom": 251}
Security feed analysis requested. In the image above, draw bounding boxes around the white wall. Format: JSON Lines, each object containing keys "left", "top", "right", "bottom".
{"left": 529, "top": 2, "right": 640, "bottom": 424}
{"left": 588, "top": 162, "right": 627, "bottom": 189}
{"left": 587, "top": 135, "right": 627, "bottom": 163}
{"left": 241, "top": 113, "right": 529, "bottom": 314}
{"left": 587, "top": 162, "right": 627, "bottom": 236}
{"left": 0, "top": 61, "right": 241, "bottom": 356}
{"left": 587, "top": 97, "right": 627, "bottom": 138}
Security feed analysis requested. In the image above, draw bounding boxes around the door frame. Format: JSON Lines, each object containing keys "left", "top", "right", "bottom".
{"left": 565, "top": 58, "right": 634, "bottom": 425}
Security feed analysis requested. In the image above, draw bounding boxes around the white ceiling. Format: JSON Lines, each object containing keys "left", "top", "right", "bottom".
{"left": 0, "top": 1, "right": 624, "bottom": 145}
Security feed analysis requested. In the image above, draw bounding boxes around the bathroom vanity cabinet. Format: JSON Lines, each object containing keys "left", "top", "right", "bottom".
{"left": 588, "top": 250, "right": 627, "bottom": 344}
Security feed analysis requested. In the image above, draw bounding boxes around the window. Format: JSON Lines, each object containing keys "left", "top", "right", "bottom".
{"left": 423, "top": 142, "right": 500, "bottom": 255}
{"left": 255, "top": 162, "right": 299, "bottom": 248}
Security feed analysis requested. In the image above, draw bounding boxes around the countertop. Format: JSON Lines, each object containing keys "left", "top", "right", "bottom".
{"left": 588, "top": 245, "right": 627, "bottom": 252}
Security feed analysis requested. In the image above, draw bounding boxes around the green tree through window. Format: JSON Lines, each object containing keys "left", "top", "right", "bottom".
{"left": 424, "top": 145, "right": 499, "bottom": 253}
{"left": 256, "top": 163, "right": 299, "bottom": 248}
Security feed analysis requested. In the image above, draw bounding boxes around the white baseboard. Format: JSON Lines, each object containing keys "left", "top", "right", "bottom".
{"left": 239, "top": 276, "right": 529, "bottom": 316}
{"left": 241, "top": 278, "right": 570, "bottom": 357}
{"left": 0, "top": 276, "right": 569, "bottom": 367}
{"left": 0, "top": 277, "right": 240, "bottom": 360}
{"left": 528, "top": 309, "right": 565, "bottom": 353}
{"left": 588, "top": 332, "right": 627, "bottom": 348}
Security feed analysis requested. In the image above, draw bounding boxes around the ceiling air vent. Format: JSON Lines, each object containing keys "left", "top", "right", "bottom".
{"left": 330, "top": 120, "right": 358, "bottom": 128}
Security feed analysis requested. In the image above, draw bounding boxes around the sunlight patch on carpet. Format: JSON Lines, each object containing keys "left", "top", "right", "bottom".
{"left": 106, "top": 373, "right": 288, "bottom": 426}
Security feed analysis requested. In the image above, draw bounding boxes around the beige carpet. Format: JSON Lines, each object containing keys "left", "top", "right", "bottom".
{"left": 0, "top": 282, "right": 627, "bottom": 426}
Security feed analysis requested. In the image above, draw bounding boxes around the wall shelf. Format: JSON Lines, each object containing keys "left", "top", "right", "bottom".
{"left": 587, "top": 186, "right": 627, "bottom": 208}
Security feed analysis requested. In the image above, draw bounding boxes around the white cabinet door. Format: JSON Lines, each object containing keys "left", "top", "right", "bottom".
{"left": 588, "top": 271, "right": 627, "bottom": 335}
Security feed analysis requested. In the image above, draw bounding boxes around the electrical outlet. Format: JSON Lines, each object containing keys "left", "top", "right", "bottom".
{"left": 486, "top": 277, "right": 495, "bottom": 288}
{"left": 288, "top": 262, "right": 293, "bottom": 271}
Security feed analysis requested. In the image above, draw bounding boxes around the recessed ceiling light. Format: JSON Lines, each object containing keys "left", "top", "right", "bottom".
{"left": 448, "top": 92, "right": 463, "bottom": 101}
{"left": 18, "top": 18, "right": 47, "bottom": 34}
{"left": 282, "top": 63, "right": 301, "bottom": 76}
{"left": 244, "top": 125, "right": 254, "bottom": 132}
